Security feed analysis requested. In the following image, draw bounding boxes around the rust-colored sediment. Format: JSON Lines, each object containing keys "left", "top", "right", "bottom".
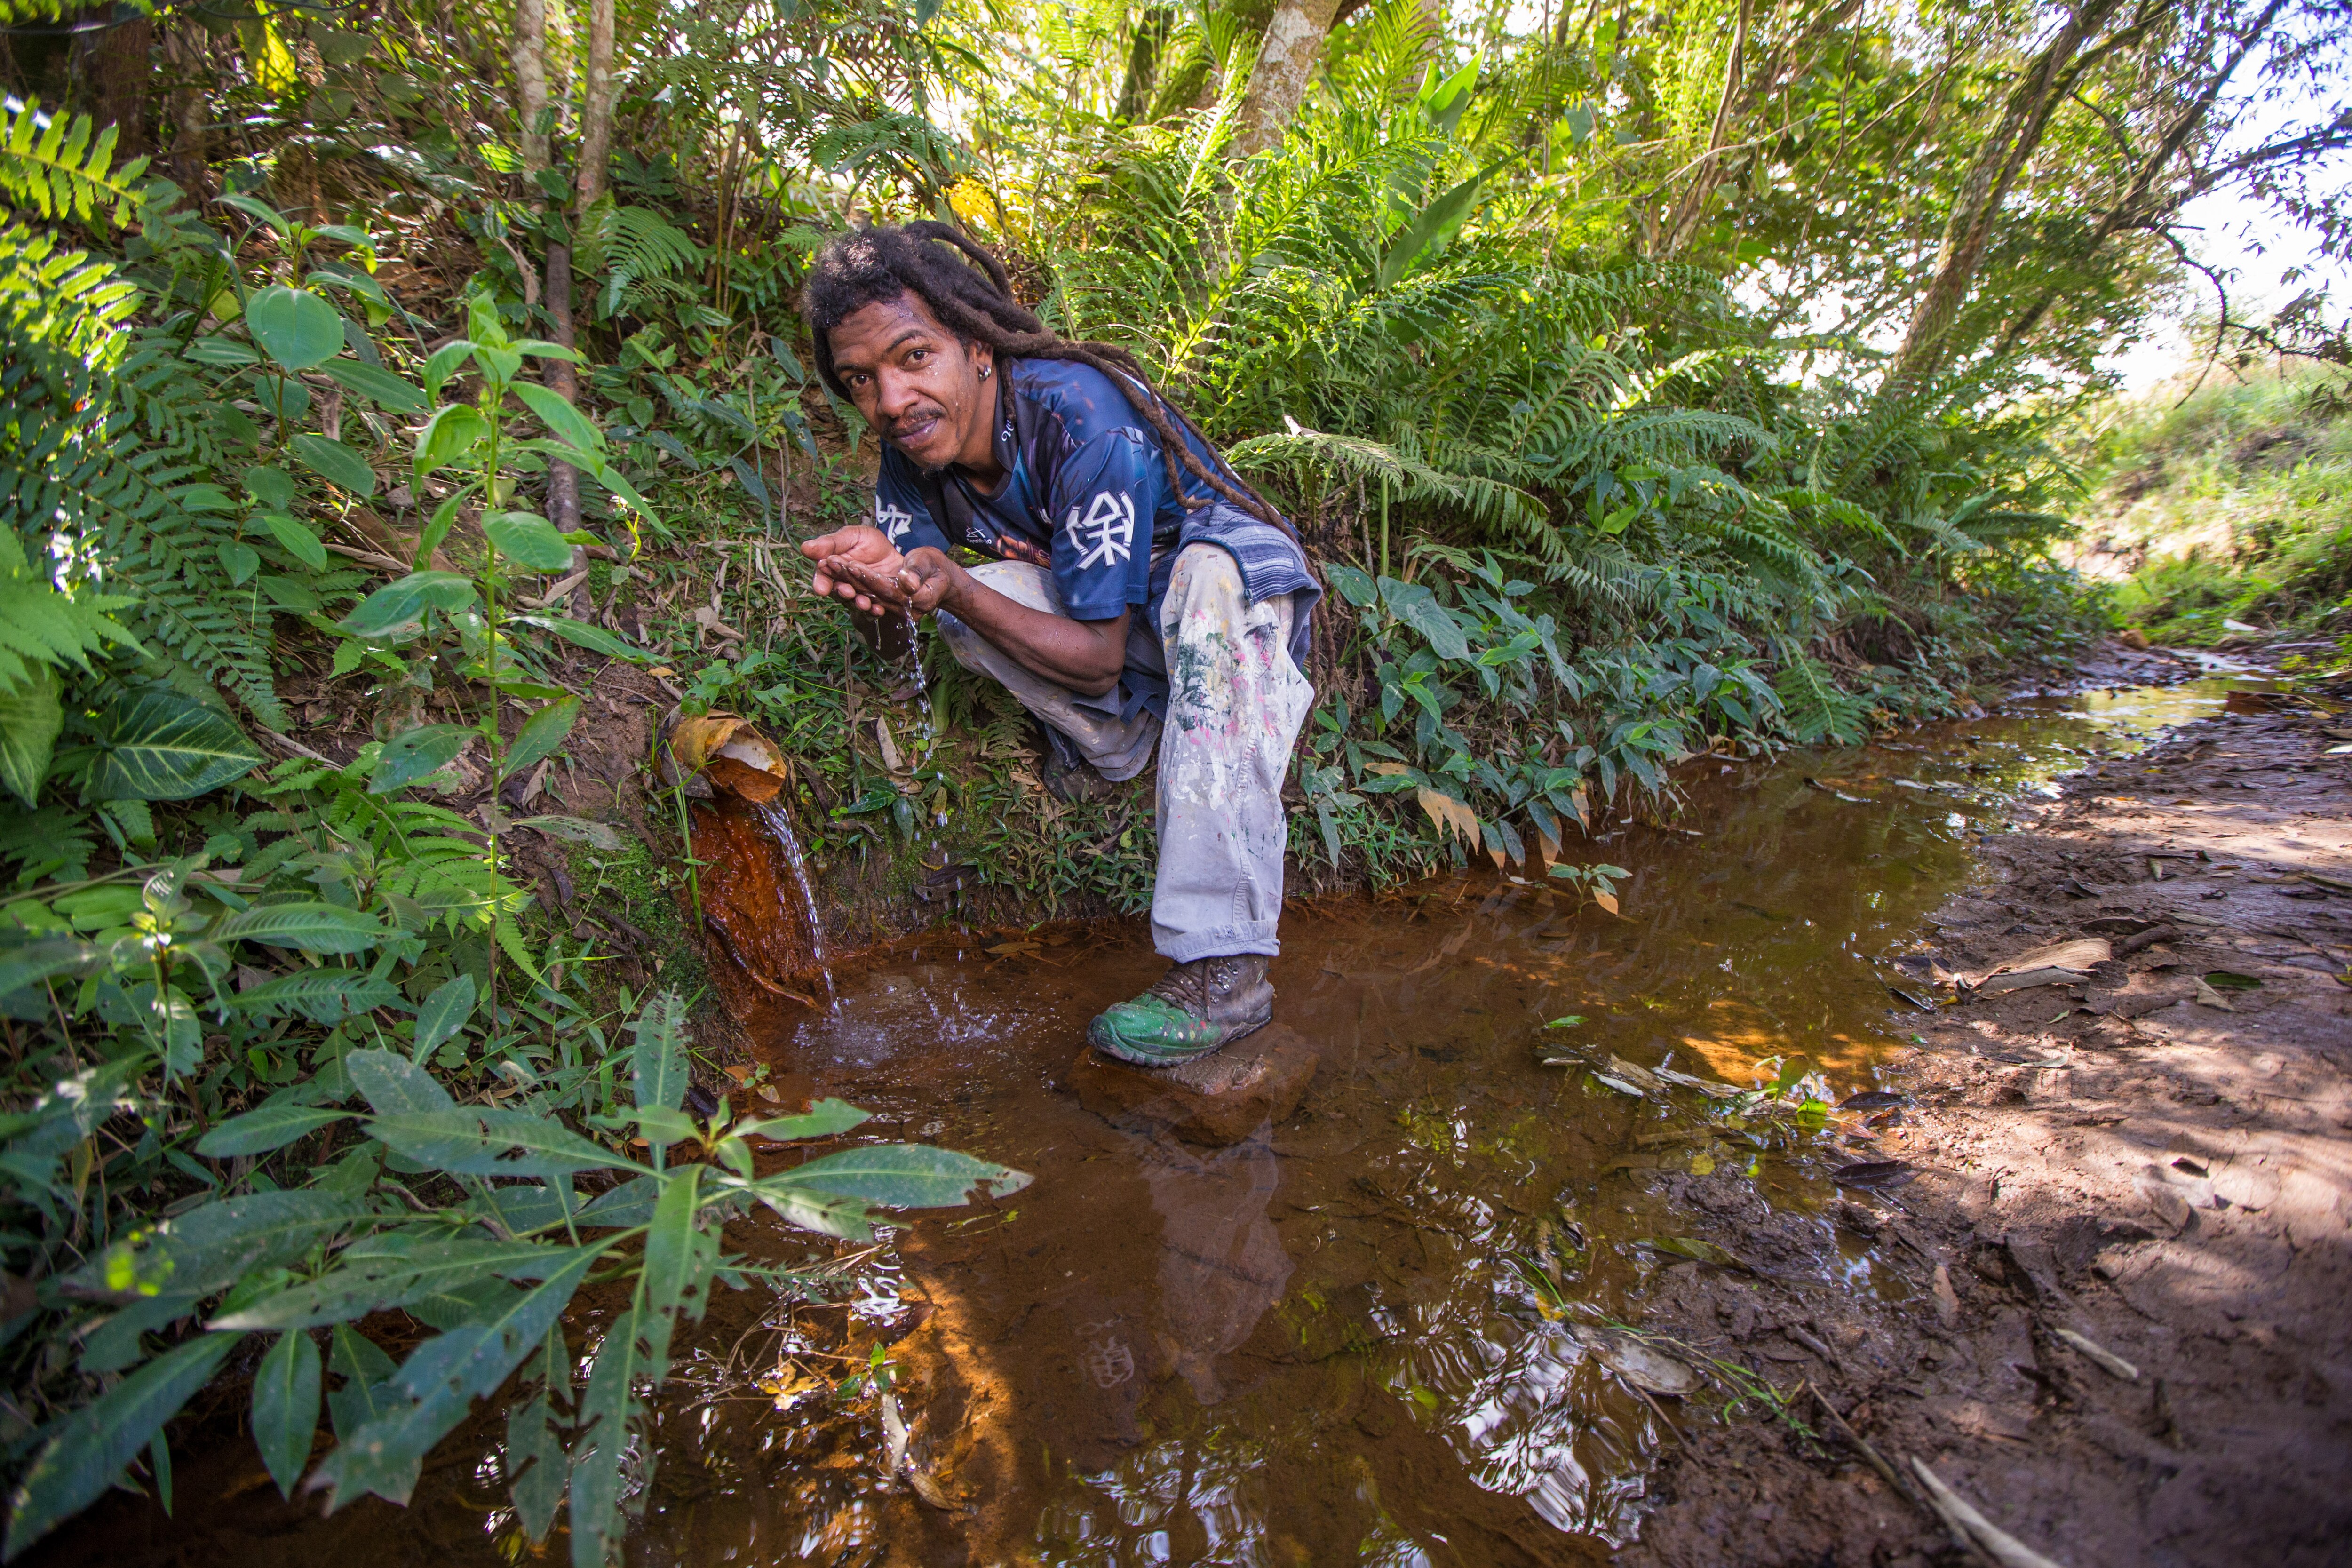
{"left": 691, "top": 792, "right": 825, "bottom": 1024}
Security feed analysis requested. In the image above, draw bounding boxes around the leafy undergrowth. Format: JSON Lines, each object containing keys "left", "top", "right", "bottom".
{"left": 2073, "top": 361, "right": 2352, "bottom": 645}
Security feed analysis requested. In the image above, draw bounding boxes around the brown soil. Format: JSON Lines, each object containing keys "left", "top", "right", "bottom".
{"left": 1624, "top": 693, "right": 2352, "bottom": 1568}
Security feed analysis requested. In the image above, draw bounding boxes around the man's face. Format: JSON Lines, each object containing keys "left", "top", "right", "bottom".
{"left": 826, "top": 291, "right": 993, "bottom": 473}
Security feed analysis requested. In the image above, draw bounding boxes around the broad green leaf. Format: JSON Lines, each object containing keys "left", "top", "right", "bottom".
{"left": 366, "top": 1106, "right": 639, "bottom": 1178}
{"left": 420, "top": 340, "right": 476, "bottom": 401}
{"left": 501, "top": 698, "right": 579, "bottom": 781}
{"left": 482, "top": 512, "right": 574, "bottom": 573}
{"left": 320, "top": 359, "right": 425, "bottom": 412}
{"left": 570, "top": 1170, "right": 709, "bottom": 1567}
{"left": 0, "top": 665, "right": 61, "bottom": 808}
{"left": 225, "top": 970, "right": 400, "bottom": 1023}
{"left": 345, "top": 1047, "right": 455, "bottom": 1115}
{"left": 339, "top": 570, "right": 477, "bottom": 637}
{"left": 1323, "top": 563, "right": 1377, "bottom": 607}
{"left": 251, "top": 1329, "right": 321, "bottom": 1498}
{"left": 508, "top": 613, "right": 649, "bottom": 662}
{"left": 325, "top": 1323, "right": 397, "bottom": 1439}
{"left": 261, "top": 511, "right": 329, "bottom": 570}
{"left": 195, "top": 1105, "right": 356, "bottom": 1158}
{"left": 311, "top": 1245, "right": 599, "bottom": 1512}
{"left": 1378, "top": 579, "right": 1470, "bottom": 661}
{"left": 769, "top": 1143, "right": 1032, "bottom": 1208}
{"left": 246, "top": 286, "right": 343, "bottom": 371}
{"left": 80, "top": 1190, "right": 361, "bottom": 1300}
{"left": 3, "top": 1333, "right": 243, "bottom": 1560}
{"left": 1377, "top": 155, "right": 1515, "bottom": 288}
{"left": 512, "top": 381, "right": 603, "bottom": 453}
{"left": 630, "top": 989, "right": 688, "bottom": 1118}
{"left": 86, "top": 689, "right": 262, "bottom": 802}
{"left": 413, "top": 403, "right": 487, "bottom": 478}
{"left": 291, "top": 433, "right": 377, "bottom": 498}
{"left": 214, "top": 1238, "right": 586, "bottom": 1330}
{"left": 508, "top": 1391, "right": 565, "bottom": 1544}
{"left": 735, "top": 1098, "right": 871, "bottom": 1143}
{"left": 210, "top": 902, "right": 384, "bottom": 955}
{"left": 368, "top": 723, "right": 473, "bottom": 794}
{"left": 0, "top": 934, "right": 102, "bottom": 998}
{"left": 410, "top": 974, "right": 476, "bottom": 1061}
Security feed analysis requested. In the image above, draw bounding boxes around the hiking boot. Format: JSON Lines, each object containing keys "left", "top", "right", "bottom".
{"left": 1087, "top": 955, "right": 1274, "bottom": 1067}
{"left": 1034, "top": 718, "right": 1111, "bottom": 804}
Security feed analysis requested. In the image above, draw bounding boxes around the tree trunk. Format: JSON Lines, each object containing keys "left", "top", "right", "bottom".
{"left": 1882, "top": 0, "right": 2126, "bottom": 396}
{"left": 1231, "top": 0, "right": 1342, "bottom": 157}
{"left": 164, "top": 24, "right": 210, "bottom": 196}
{"left": 575, "top": 0, "right": 615, "bottom": 209}
{"left": 1658, "top": 0, "right": 1750, "bottom": 255}
{"left": 1993, "top": 0, "right": 2288, "bottom": 357}
{"left": 1116, "top": 7, "right": 1173, "bottom": 122}
{"left": 511, "top": 0, "right": 550, "bottom": 175}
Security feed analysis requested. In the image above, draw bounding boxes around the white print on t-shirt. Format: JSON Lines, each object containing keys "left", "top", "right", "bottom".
{"left": 875, "top": 499, "right": 915, "bottom": 542}
{"left": 1064, "top": 491, "right": 1136, "bottom": 570}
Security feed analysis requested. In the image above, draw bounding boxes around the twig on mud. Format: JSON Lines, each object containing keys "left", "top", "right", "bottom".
{"left": 1808, "top": 1388, "right": 1919, "bottom": 1508}
{"left": 1910, "top": 1458, "right": 2071, "bottom": 1568}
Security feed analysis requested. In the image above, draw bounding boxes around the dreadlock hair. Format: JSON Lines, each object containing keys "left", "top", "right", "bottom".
{"left": 801, "top": 221, "right": 1292, "bottom": 534}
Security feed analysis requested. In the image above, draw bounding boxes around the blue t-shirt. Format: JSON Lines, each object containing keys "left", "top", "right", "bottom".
{"left": 871, "top": 357, "right": 1319, "bottom": 721}
{"left": 872, "top": 358, "right": 1242, "bottom": 621}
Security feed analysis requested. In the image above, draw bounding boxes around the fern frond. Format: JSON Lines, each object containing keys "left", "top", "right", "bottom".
{"left": 0, "top": 97, "right": 147, "bottom": 228}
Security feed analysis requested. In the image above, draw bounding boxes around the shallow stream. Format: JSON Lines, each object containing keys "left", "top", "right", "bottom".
{"left": 52, "top": 679, "right": 2239, "bottom": 1568}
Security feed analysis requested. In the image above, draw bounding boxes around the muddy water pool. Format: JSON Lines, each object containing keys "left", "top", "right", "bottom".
{"left": 50, "top": 681, "right": 2236, "bottom": 1568}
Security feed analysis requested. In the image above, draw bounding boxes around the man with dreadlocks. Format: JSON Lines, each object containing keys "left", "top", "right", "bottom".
{"left": 796, "top": 222, "right": 1320, "bottom": 1068}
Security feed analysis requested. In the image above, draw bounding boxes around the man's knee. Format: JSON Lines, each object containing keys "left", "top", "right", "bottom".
{"left": 938, "top": 560, "right": 1059, "bottom": 672}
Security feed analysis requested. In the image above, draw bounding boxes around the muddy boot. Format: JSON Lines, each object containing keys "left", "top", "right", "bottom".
{"left": 1034, "top": 717, "right": 1112, "bottom": 804}
{"left": 1087, "top": 955, "right": 1274, "bottom": 1067}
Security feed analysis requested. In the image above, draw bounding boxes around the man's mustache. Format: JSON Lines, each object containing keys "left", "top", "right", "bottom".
{"left": 885, "top": 404, "right": 948, "bottom": 442}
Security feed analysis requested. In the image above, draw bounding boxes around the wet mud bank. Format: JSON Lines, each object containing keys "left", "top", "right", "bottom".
{"left": 1626, "top": 682, "right": 2352, "bottom": 1568}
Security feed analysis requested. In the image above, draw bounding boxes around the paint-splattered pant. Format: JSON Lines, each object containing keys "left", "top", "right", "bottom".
{"left": 934, "top": 544, "right": 1314, "bottom": 963}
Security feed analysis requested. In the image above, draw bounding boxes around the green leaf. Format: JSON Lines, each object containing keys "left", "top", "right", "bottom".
{"left": 340, "top": 571, "right": 477, "bottom": 638}
{"left": 261, "top": 511, "right": 329, "bottom": 570}
{"left": 251, "top": 1329, "right": 321, "bottom": 1498}
{"left": 1377, "top": 156, "right": 1515, "bottom": 288}
{"left": 86, "top": 688, "right": 262, "bottom": 802}
{"left": 630, "top": 989, "right": 688, "bottom": 1118}
{"left": 410, "top": 974, "right": 477, "bottom": 1062}
{"left": 345, "top": 1048, "right": 455, "bottom": 1115}
{"left": 214, "top": 1238, "right": 588, "bottom": 1331}
{"left": 195, "top": 1105, "right": 356, "bottom": 1158}
{"left": 420, "top": 341, "right": 476, "bottom": 401}
{"left": 1378, "top": 579, "right": 1470, "bottom": 661}
{"left": 512, "top": 382, "right": 603, "bottom": 454}
{"left": 291, "top": 434, "right": 378, "bottom": 498}
{"left": 569, "top": 1170, "right": 710, "bottom": 1568}
{"left": 319, "top": 359, "right": 425, "bottom": 412}
{"left": 508, "top": 613, "right": 649, "bottom": 662}
{"left": 507, "top": 1390, "right": 565, "bottom": 1544}
{"left": 0, "top": 666, "right": 61, "bottom": 808}
{"left": 735, "top": 1098, "right": 871, "bottom": 1143}
{"left": 80, "top": 1190, "right": 361, "bottom": 1299}
{"left": 210, "top": 902, "right": 384, "bottom": 955}
{"left": 4, "top": 1333, "right": 244, "bottom": 1560}
{"left": 513, "top": 814, "right": 626, "bottom": 851}
{"left": 482, "top": 512, "right": 574, "bottom": 573}
{"left": 366, "top": 1106, "right": 640, "bottom": 1178}
{"left": 413, "top": 404, "right": 487, "bottom": 478}
{"left": 225, "top": 970, "right": 401, "bottom": 1023}
{"left": 246, "top": 286, "right": 344, "bottom": 371}
{"left": 502, "top": 698, "right": 579, "bottom": 780}
{"left": 368, "top": 723, "right": 473, "bottom": 794}
{"left": 310, "top": 1247, "right": 599, "bottom": 1512}
{"left": 765, "top": 1143, "right": 1031, "bottom": 1208}
{"left": 1324, "top": 563, "right": 1377, "bottom": 608}
{"left": 0, "top": 934, "right": 103, "bottom": 997}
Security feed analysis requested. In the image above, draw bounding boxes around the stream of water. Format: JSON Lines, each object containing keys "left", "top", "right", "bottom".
{"left": 48, "top": 679, "right": 2239, "bottom": 1568}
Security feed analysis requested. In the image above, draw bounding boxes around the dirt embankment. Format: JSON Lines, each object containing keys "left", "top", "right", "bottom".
{"left": 1626, "top": 688, "right": 2352, "bottom": 1568}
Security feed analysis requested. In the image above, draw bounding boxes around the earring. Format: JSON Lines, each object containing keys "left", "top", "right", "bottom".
{"left": 979, "top": 365, "right": 992, "bottom": 379}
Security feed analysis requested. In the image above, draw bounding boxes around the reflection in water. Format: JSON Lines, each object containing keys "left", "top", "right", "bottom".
{"left": 1140, "top": 1128, "right": 1294, "bottom": 1405}
{"left": 39, "top": 683, "right": 2237, "bottom": 1568}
